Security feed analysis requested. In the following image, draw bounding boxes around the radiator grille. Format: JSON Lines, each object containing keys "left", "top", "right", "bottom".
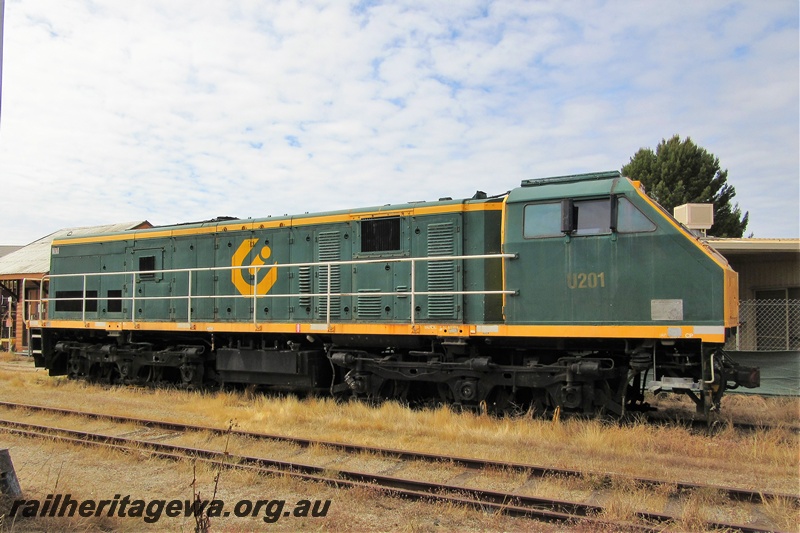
{"left": 298, "top": 266, "right": 311, "bottom": 307}
{"left": 357, "top": 289, "right": 382, "bottom": 319}
{"left": 427, "top": 222, "right": 455, "bottom": 318}
{"left": 317, "top": 231, "right": 341, "bottom": 318}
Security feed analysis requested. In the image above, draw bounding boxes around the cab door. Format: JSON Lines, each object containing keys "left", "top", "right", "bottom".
{"left": 410, "top": 214, "right": 463, "bottom": 322}
{"left": 127, "top": 244, "right": 169, "bottom": 322}
{"left": 503, "top": 197, "right": 616, "bottom": 325}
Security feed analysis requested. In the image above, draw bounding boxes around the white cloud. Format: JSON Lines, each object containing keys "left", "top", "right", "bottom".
{"left": 0, "top": 0, "right": 797, "bottom": 243}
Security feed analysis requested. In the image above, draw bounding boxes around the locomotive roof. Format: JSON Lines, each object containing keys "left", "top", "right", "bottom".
{"left": 52, "top": 171, "right": 640, "bottom": 247}
{"left": 519, "top": 170, "right": 621, "bottom": 187}
{"left": 52, "top": 193, "right": 506, "bottom": 246}
{"left": 508, "top": 171, "right": 637, "bottom": 203}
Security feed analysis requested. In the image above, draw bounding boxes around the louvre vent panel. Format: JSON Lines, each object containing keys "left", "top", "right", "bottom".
{"left": 317, "top": 231, "right": 341, "bottom": 318}
{"left": 427, "top": 222, "right": 456, "bottom": 318}
{"left": 357, "top": 289, "right": 382, "bottom": 319}
{"left": 298, "top": 267, "right": 311, "bottom": 307}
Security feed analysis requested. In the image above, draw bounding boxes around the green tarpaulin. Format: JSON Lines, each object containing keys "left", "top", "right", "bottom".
{"left": 727, "top": 351, "right": 800, "bottom": 396}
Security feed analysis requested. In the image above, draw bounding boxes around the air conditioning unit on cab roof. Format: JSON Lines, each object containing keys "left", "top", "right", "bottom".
{"left": 673, "top": 203, "right": 714, "bottom": 232}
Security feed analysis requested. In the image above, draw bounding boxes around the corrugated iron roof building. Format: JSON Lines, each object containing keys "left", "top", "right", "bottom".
{"left": 0, "top": 222, "right": 151, "bottom": 352}
{"left": 706, "top": 238, "right": 800, "bottom": 396}
{"left": 0, "top": 246, "right": 22, "bottom": 259}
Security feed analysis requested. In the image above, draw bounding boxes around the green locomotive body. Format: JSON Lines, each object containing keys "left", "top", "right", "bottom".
{"left": 29, "top": 171, "right": 758, "bottom": 416}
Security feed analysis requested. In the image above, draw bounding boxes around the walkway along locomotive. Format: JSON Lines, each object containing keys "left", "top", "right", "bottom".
{"left": 26, "top": 171, "right": 759, "bottom": 417}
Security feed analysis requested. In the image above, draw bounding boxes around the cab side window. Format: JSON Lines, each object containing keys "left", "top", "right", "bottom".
{"left": 616, "top": 197, "right": 657, "bottom": 233}
{"left": 523, "top": 202, "right": 562, "bottom": 238}
{"left": 574, "top": 199, "right": 611, "bottom": 235}
{"left": 524, "top": 196, "right": 656, "bottom": 238}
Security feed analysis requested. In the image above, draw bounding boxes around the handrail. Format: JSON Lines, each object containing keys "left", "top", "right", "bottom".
{"left": 30, "top": 253, "right": 517, "bottom": 329}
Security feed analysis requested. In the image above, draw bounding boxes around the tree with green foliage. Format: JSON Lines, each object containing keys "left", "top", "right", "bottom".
{"left": 621, "top": 135, "right": 749, "bottom": 237}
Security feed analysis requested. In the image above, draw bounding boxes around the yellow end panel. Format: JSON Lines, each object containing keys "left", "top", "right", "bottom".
{"left": 725, "top": 268, "right": 739, "bottom": 328}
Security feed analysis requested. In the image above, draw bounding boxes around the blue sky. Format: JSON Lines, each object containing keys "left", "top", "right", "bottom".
{"left": 0, "top": 0, "right": 798, "bottom": 244}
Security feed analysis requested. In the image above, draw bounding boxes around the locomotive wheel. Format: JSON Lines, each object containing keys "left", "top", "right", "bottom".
{"left": 436, "top": 382, "right": 453, "bottom": 402}
{"left": 67, "top": 357, "right": 85, "bottom": 380}
{"left": 86, "top": 363, "right": 101, "bottom": 383}
{"left": 97, "top": 364, "right": 120, "bottom": 385}
{"left": 485, "top": 387, "right": 523, "bottom": 416}
{"left": 375, "top": 379, "right": 409, "bottom": 402}
{"left": 137, "top": 365, "right": 154, "bottom": 384}
{"left": 180, "top": 363, "right": 206, "bottom": 390}
{"left": 592, "top": 378, "right": 627, "bottom": 418}
{"left": 528, "top": 389, "right": 549, "bottom": 417}
{"left": 85, "top": 363, "right": 109, "bottom": 385}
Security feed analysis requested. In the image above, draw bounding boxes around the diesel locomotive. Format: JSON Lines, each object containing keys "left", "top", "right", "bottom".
{"left": 27, "top": 171, "right": 759, "bottom": 417}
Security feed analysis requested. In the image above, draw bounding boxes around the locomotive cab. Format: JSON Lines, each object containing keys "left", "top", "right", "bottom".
{"left": 501, "top": 171, "right": 758, "bottom": 413}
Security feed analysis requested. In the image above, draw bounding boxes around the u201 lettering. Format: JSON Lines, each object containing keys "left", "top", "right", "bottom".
{"left": 567, "top": 272, "right": 606, "bottom": 289}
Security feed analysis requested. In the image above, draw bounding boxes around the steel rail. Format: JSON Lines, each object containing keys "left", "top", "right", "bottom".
{"left": 645, "top": 411, "right": 800, "bottom": 435}
{"left": 0, "top": 400, "right": 795, "bottom": 508}
{"left": 0, "top": 417, "right": 779, "bottom": 533}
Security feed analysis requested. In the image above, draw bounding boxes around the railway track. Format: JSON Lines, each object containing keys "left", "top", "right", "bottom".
{"left": 0, "top": 401, "right": 794, "bottom": 507}
{"left": 645, "top": 411, "right": 800, "bottom": 435}
{"left": 0, "top": 402, "right": 793, "bottom": 532}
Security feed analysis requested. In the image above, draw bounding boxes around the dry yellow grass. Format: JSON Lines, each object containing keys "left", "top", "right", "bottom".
{"left": 760, "top": 495, "right": 800, "bottom": 532}
{"left": 2, "top": 430, "right": 558, "bottom": 532}
{"left": 650, "top": 389, "right": 800, "bottom": 427}
{"left": 1, "top": 364, "right": 797, "bottom": 489}
{"left": 0, "top": 356, "right": 797, "bottom": 531}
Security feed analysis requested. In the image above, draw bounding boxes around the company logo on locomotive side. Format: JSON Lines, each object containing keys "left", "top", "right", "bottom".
{"left": 231, "top": 239, "right": 278, "bottom": 295}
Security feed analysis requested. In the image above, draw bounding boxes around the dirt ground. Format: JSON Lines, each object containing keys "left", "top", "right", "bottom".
{"left": 4, "top": 431, "right": 577, "bottom": 532}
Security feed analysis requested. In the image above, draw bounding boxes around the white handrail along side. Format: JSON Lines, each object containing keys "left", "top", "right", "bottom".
{"left": 29, "top": 253, "right": 517, "bottom": 329}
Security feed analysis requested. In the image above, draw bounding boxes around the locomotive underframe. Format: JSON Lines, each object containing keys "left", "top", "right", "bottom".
{"left": 35, "top": 327, "right": 757, "bottom": 417}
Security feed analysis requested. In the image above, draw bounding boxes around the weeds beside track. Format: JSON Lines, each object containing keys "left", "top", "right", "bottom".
{"left": 0, "top": 416, "right": 784, "bottom": 533}
{"left": 0, "top": 400, "right": 795, "bottom": 509}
